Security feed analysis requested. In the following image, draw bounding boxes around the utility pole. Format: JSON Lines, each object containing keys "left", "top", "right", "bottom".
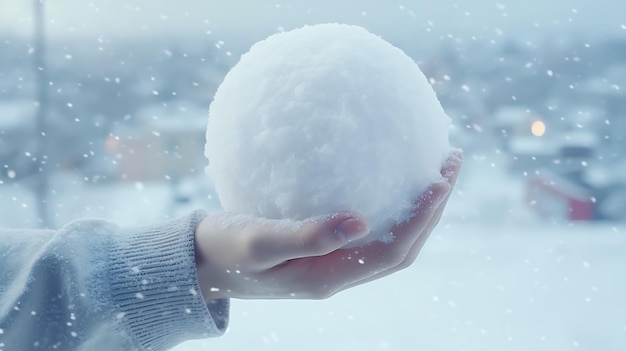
{"left": 33, "top": 0, "right": 50, "bottom": 228}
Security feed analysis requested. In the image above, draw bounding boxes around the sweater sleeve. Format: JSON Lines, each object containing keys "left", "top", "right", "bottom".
{"left": 0, "top": 210, "right": 229, "bottom": 351}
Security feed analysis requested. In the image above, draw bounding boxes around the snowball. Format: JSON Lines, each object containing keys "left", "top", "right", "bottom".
{"left": 205, "top": 23, "right": 452, "bottom": 247}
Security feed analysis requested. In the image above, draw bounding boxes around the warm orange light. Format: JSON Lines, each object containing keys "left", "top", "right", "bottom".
{"left": 105, "top": 135, "right": 120, "bottom": 152}
{"left": 531, "top": 120, "right": 546, "bottom": 137}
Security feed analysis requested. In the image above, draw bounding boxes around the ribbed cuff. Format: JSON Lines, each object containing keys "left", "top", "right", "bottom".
{"left": 108, "top": 210, "right": 229, "bottom": 351}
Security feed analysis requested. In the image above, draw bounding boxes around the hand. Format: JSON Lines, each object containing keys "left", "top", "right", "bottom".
{"left": 194, "top": 151, "right": 462, "bottom": 300}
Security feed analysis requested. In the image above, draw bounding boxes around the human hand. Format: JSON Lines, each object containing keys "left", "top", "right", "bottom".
{"left": 194, "top": 151, "right": 462, "bottom": 300}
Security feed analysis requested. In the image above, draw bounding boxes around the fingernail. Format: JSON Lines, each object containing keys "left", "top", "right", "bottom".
{"left": 336, "top": 218, "right": 369, "bottom": 242}
{"left": 442, "top": 150, "right": 463, "bottom": 184}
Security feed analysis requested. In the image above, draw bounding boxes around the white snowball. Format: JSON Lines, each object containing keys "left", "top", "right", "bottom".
{"left": 206, "top": 23, "right": 452, "bottom": 247}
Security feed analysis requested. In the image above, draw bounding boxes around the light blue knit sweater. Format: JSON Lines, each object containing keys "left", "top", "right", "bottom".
{"left": 0, "top": 210, "right": 229, "bottom": 351}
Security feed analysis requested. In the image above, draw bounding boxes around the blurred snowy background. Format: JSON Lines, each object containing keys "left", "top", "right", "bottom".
{"left": 1, "top": 0, "right": 625, "bottom": 350}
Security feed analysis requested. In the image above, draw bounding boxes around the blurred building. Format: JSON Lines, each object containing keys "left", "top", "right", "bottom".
{"left": 0, "top": 100, "right": 36, "bottom": 181}
{"left": 106, "top": 103, "right": 208, "bottom": 181}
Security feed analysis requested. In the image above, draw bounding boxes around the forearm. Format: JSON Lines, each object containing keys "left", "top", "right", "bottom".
{"left": 0, "top": 211, "right": 229, "bottom": 351}
{"left": 109, "top": 210, "right": 229, "bottom": 349}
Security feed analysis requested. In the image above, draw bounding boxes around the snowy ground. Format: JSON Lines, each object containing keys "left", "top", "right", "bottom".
{"left": 1, "top": 156, "right": 624, "bottom": 350}
{"left": 178, "top": 222, "right": 626, "bottom": 351}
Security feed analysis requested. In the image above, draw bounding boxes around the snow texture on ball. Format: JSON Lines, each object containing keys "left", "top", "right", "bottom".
{"left": 205, "top": 23, "right": 452, "bottom": 247}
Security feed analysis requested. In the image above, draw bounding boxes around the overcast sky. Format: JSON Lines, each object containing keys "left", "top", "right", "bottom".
{"left": 1, "top": 0, "right": 624, "bottom": 51}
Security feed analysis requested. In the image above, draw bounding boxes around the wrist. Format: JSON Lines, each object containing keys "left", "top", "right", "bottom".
{"left": 195, "top": 216, "right": 235, "bottom": 300}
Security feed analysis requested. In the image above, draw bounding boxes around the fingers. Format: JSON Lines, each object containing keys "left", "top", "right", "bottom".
{"left": 354, "top": 180, "right": 451, "bottom": 266}
{"left": 389, "top": 180, "right": 451, "bottom": 241}
{"left": 248, "top": 213, "right": 370, "bottom": 268}
{"left": 442, "top": 148, "right": 463, "bottom": 187}
{"left": 306, "top": 150, "right": 463, "bottom": 295}
{"left": 343, "top": 197, "right": 451, "bottom": 289}
{"left": 398, "top": 187, "right": 453, "bottom": 268}
{"left": 396, "top": 149, "right": 462, "bottom": 265}
{"left": 363, "top": 149, "right": 462, "bottom": 265}
{"left": 294, "top": 180, "right": 451, "bottom": 297}
{"left": 384, "top": 149, "right": 461, "bottom": 241}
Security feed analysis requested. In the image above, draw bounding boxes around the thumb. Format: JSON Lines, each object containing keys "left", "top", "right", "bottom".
{"left": 252, "top": 213, "right": 370, "bottom": 267}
